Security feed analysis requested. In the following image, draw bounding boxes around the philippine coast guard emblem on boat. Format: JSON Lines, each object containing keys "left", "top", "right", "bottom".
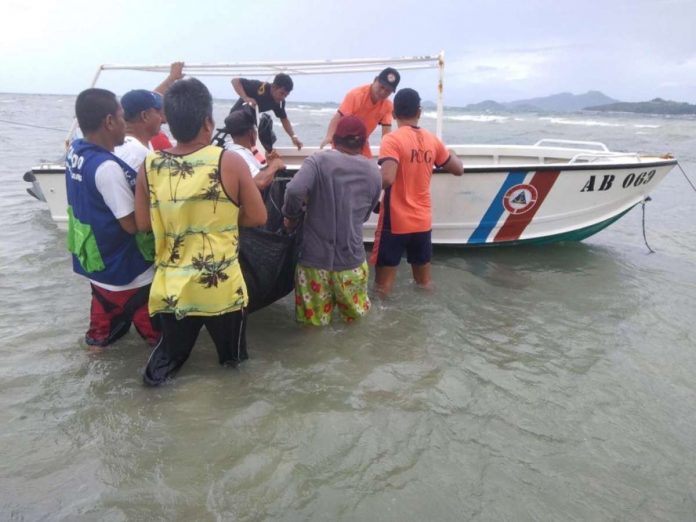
{"left": 503, "top": 184, "right": 539, "bottom": 215}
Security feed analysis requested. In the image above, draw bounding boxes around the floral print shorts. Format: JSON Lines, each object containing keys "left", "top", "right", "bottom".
{"left": 294, "top": 262, "right": 371, "bottom": 326}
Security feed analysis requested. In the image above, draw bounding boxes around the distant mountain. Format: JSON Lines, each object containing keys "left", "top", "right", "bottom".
{"left": 463, "top": 99, "right": 507, "bottom": 112}
{"left": 463, "top": 91, "right": 618, "bottom": 113}
{"left": 585, "top": 98, "right": 696, "bottom": 115}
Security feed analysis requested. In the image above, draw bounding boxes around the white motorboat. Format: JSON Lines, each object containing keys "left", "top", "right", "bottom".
{"left": 23, "top": 53, "right": 678, "bottom": 246}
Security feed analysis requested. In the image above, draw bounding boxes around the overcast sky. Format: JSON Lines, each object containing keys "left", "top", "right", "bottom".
{"left": 2, "top": 0, "right": 695, "bottom": 105}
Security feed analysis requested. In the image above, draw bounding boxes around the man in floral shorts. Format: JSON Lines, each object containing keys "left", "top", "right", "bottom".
{"left": 283, "top": 116, "right": 382, "bottom": 326}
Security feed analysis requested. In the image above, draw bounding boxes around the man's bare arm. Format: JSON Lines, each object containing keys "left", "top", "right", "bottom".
{"left": 153, "top": 62, "right": 184, "bottom": 95}
{"left": 134, "top": 167, "right": 152, "bottom": 231}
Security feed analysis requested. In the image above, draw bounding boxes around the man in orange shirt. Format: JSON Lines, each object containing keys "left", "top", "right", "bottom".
{"left": 370, "top": 88, "right": 464, "bottom": 295}
{"left": 320, "top": 67, "right": 400, "bottom": 158}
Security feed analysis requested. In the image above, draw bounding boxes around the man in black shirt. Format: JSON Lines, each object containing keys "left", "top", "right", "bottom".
{"left": 230, "top": 73, "right": 303, "bottom": 150}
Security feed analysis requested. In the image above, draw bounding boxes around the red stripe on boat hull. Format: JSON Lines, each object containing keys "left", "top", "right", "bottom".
{"left": 494, "top": 170, "right": 560, "bottom": 242}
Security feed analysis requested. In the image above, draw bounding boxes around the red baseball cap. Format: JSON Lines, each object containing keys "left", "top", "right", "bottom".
{"left": 334, "top": 115, "right": 367, "bottom": 141}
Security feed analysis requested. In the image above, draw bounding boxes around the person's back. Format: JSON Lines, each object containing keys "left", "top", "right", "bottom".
{"left": 372, "top": 88, "right": 463, "bottom": 296}
{"left": 284, "top": 116, "right": 381, "bottom": 326}
{"left": 134, "top": 77, "right": 267, "bottom": 385}
{"left": 144, "top": 144, "right": 248, "bottom": 316}
{"left": 378, "top": 125, "right": 447, "bottom": 234}
{"left": 289, "top": 149, "right": 381, "bottom": 271}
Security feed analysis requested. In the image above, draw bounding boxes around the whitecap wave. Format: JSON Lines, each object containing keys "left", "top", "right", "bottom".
{"left": 422, "top": 111, "right": 510, "bottom": 123}
{"left": 287, "top": 106, "right": 336, "bottom": 113}
{"left": 539, "top": 117, "right": 623, "bottom": 127}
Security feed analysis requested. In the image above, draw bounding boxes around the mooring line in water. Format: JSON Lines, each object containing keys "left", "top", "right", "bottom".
{"left": 0, "top": 118, "right": 67, "bottom": 132}
{"left": 641, "top": 198, "right": 655, "bottom": 254}
{"left": 676, "top": 162, "right": 696, "bottom": 193}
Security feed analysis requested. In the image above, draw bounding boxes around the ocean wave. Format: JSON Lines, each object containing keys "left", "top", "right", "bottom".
{"left": 633, "top": 124, "right": 661, "bottom": 129}
{"left": 288, "top": 106, "right": 336, "bottom": 113}
{"left": 539, "top": 117, "right": 623, "bottom": 127}
{"left": 422, "top": 111, "right": 510, "bottom": 123}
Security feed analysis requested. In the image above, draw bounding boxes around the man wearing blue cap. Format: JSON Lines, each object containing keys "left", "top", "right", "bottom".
{"left": 115, "top": 89, "right": 164, "bottom": 171}
{"left": 115, "top": 62, "right": 183, "bottom": 172}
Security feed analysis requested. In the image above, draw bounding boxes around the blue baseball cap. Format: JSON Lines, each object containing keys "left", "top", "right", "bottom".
{"left": 121, "top": 89, "right": 163, "bottom": 120}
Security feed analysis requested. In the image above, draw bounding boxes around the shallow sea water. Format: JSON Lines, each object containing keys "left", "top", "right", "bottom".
{"left": 1, "top": 93, "right": 695, "bottom": 521}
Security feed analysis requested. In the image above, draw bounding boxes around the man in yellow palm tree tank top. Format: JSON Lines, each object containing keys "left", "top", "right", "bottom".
{"left": 134, "top": 77, "right": 268, "bottom": 386}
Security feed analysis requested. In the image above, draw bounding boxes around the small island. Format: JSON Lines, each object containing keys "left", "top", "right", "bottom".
{"left": 459, "top": 91, "right": 696, "bottom": 115}
{"left": 584, "top": 98, "right": 696, "bottom": 115}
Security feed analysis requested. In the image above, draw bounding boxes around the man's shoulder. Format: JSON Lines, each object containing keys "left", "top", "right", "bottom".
{"left": 115, "top": 136, "right": 149, "bottom": 169}
{"left": 225, "top": 143, "right": 261, "bottom": 168}
{"left": 318, "top": 149, "right": 378, "bottom": 170}
{"left": 94, "top": 159, "right": 129, "bottom": 190}
{"left": 345, "top": 84, "right": 370, "bottom": 99}
{"left": 240, "top": 77, "right": 261, "bottom": 88}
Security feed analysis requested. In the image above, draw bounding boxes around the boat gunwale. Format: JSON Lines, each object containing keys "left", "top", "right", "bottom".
{"left": 30, "top": 158, "right": 678, "bottom": 175}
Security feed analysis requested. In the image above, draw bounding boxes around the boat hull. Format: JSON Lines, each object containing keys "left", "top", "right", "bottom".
{"left": 364, "top": 160, "right": 674, "bottom": 245}
{"left": 25, "top": 151, "right": 676, "bottom": 246}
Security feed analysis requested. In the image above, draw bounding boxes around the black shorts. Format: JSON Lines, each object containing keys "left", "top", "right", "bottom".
{"left": 143, "top": 310, "right": 247, "bottom": 386}
{"left": 373, "top": 229, "right": 432, "bottom": 267}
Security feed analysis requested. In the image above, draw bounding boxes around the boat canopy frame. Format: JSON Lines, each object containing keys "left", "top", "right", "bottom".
{"left": 76, "top": 52, "right": 445, "bottom": 143}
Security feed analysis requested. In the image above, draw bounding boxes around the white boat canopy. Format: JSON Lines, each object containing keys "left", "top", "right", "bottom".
{"left": 87, "top": 52, "right": 446, "bottom": 137}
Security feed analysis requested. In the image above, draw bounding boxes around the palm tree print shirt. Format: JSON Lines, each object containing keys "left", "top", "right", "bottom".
{"left": 144, "top": 145, "right": 247, "bottom": 318}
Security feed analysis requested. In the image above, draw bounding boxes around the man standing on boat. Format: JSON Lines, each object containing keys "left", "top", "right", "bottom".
{"left": 371, "top": 88, "right": 463, "bottom": 295}
{"left": 65, "top": 89, "right": 160, "bottom": 348}
{"left": 320, "top": 67, "right": 400, "bottom": 158}
{"left": 283, "top": 116, "right": 381, "bottom": 325}
{"left": 230, "top": 73, "right": 303, "bottom": 150}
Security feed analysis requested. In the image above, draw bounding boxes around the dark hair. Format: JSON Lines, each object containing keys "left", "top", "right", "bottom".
{"left": 333, "top": 135, "right": 365, "bottom": 151}
{"left": 164, "top": 77, "right": 213, "bottom": 143}
{"left": 272, "top": 73, "right": 293, "bottom": 92}
{"left": 393, "top": 88, "right": 421, "bottom": 119}
{"left": 224, "top": 106, "right": 256, "bottom": 136}
{"left": 75, "top": 88, "right": 119, "bottom": 134}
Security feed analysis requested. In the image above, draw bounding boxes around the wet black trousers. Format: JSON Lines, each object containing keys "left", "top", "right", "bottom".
{"left": 143, "top": 310, "right": 247, "bottom": 386}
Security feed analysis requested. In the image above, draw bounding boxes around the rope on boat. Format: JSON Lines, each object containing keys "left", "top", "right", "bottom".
{"left": 676, "top": 162, "right": 696, "bottom": 193}
{"left": 641, "top": 197, "right": 655, "bottom": 254}
{"left": 0, "top": 118, "right": 67, "bottom": 132}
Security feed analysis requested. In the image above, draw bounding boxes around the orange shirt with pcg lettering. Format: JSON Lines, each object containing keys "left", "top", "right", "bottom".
{"left": 338, "top": 84, "right": 393, "bottom": 158}
{"left": 378, "top": 126, "right": 450, "bottom": 234}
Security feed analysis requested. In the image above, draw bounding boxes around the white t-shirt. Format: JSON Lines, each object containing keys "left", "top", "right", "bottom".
{"left": 94, "top": 160, "right": 135, "bottom": 220}
{"left": 90, "top": 159, "right": 154, "bottom": 290}
{"left": 224, "top": 142, "right": 262, "bottom": 177}
{"left": 114, "top": 135, "right": 150, "bottom": 171}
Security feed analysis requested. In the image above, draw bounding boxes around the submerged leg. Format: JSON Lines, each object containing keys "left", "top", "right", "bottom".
{"left": 86, "top": 284, "right": 132, "bottom": 347}
{"left": 411, "top": 263, "right": 433, "bottom": 290}
{"left": 143, "top": 314, "right": 202, "bottom": 386}
{"left": 204, "top": 310, "right": 248, "bottom": 366}
{"left": 374, "top": 265, "right": 398, "bottom": 297}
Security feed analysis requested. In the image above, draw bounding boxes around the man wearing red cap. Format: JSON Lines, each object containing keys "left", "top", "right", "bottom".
{"left": 320, "top": 67, "right": 400, "bottom": 158}
{"left": 283, "top": 116, "right": 382, "bottom": 326}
